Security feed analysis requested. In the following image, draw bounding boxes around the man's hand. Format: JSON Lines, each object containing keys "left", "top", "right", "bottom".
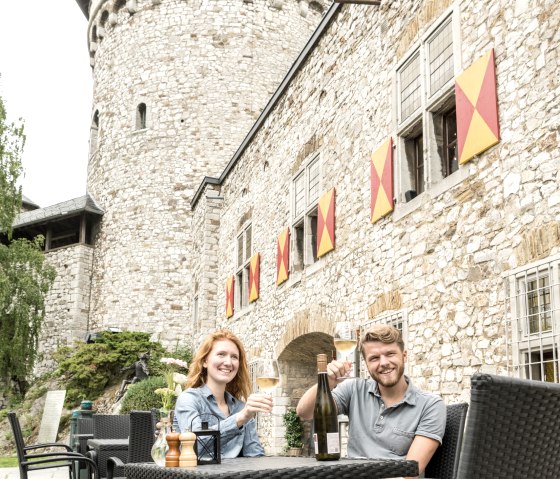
{"left": 326, "top": 359, "right": 353, "bottom": 387}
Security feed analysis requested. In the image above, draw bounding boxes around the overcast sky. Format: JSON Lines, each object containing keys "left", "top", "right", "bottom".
{"left": 0, "top": 1, "right": 92, "bottom": 208}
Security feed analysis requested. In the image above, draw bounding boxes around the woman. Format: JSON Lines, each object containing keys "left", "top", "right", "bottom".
{"left": 173, "top": 329, "right": 272, "bottom": 457}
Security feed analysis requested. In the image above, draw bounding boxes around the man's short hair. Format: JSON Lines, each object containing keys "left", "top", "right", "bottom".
{"left": 360, "top": 324, "right": 405, "bottom": 354}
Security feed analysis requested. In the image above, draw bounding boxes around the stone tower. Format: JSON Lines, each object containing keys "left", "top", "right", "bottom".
{"left": 82, "top": 0, "right": 328, "bottom": 343}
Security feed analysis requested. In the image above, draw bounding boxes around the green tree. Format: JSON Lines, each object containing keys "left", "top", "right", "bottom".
{"left": 0, "top": 237, "right": 56, "bottom": 394}
{"left": 0, "top": 93, "right": 24, "bottom": 238}
{"left": 0, "top": 92, "right": 56, "bottom": 395}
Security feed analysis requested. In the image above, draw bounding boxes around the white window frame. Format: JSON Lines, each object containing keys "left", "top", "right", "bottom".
{"left": 290, "top": 155, "right": 321, "bottom": 273}
{"left": 505, "top": 254, "right": 560, "bottom": 383}
{"left": 358, "top": 309, "right": 408, "bottom": 379}
{"left": 235, "top": 223, "right": 252, "bottom": 311}
{"left": 395, "top": 9, "right": 461, "bottom": 206}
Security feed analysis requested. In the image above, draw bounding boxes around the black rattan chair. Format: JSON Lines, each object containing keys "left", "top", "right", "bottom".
{"left": 106, "top": 410, "right": 157, "bottom": 479}
{"left": 74, "top": 416, "right": 95, "bottom": 454}
{"left": 8, "top": 411, "right": 98, "bottom": 479}
{"left": 457, "top": 373, "right": 560, "bottom": 479}
{"left": 425, "top": 402, "right": 468, "bottom": 479}
{"left": 86, "top": 414, "right": 130, "bottom": 478}
{"left": 92, "top": 414, "right": 130, "bottom": 439}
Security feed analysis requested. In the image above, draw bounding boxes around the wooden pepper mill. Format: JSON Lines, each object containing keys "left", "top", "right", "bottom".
{"left": 165, "top": 432, "right": 181, "bottom": 467}
{"left": 179, "top": 431, "right": 198, "bottom": 467}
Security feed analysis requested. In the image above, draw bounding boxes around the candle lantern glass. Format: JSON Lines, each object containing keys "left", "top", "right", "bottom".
{"left": 191, "top": 414, "right": 221, "bottom": 465}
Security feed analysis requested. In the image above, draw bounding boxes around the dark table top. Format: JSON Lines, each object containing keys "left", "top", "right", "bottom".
{"left": 124, "top": 456, "right": 419, "bottom": 479}
{"left": 87, "top": 438, "right": 129, "bottom": 451}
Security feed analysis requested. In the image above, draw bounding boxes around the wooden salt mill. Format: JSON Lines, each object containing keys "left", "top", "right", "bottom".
{"left": 179, "top": 431, "right": 198, "bottom": 467}
{"left": 165, "top": 431, "right": 181, "bottom": 467}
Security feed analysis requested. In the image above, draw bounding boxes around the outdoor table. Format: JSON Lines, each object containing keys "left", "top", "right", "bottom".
{"left": 124, "top": 456, "right": 419, "bottom": 478}
{"left": 87, "top": 438, "right": 129, "bottom": 478}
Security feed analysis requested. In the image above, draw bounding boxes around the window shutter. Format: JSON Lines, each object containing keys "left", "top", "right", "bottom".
{"left": 317, "top": 188, "right": 335, "bottom": 258}
{"left": 226, "top": 276, "right": 234, "bottom": 318}
{"left": 277, "top": 228, "right": 290, "bottom": 285}
{"left": 249, "top": 253, "right": 260, "bottom": 303}
{"left": 455, "top": 48, "right": 500, "bottom": 165}
{"left": 370, "top": 137, "right": 394, "bottom": 223}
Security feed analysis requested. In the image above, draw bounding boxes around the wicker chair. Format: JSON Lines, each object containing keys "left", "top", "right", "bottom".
{"left": 87, "top": 414, "right": 130, "bottom": 478}
{"left": 74, "top": 416, "right": 95, "bottom": 454}
{"left": 92, "top": 414, "right": 130, "bottom": 439}
{"left": 425, "top": 402, "right": 468, "bottom": 479}
{"left": 8, "top": 411, "right": 98, "bottom": 479}
{"left": 457, "top": 373, "right": 560, "bottom": 479}
{"left": 106, "top": 410, "right": 157, "bottom": 479}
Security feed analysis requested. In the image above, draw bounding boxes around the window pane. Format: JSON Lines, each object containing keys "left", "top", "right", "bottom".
{"left": 443, "top": 108, "right": 458, "bottom": 177}
{"left": 294, "top": 173, "right": 305, "bottom": 217}
{"left": 310, "top": 211, "right": 318, "bottom": 263}
{"left": 237, "top": 235, "right": 243, "bottom": 268}
{"left": 308, "top": 160, "right": 320, "bottom": 204}
{"left": 527, "top": 276, "right": 552, "bottom": 334}
{"left": 428, "top": 19, "right": 453, "bottom": 95}
{"left": 400, "top": 53, "right": 421, "bottom": 121}
{"left": 245, "top": 225, "right": 252, "bottom": 262}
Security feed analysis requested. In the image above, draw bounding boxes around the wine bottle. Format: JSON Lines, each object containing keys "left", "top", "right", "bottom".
{"left": 313, "top": 353, "right": 340, "bottom": 461}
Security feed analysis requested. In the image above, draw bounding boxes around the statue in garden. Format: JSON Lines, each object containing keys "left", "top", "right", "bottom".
{"left": 115, "top": 352, "right": 150, "bottom": 401}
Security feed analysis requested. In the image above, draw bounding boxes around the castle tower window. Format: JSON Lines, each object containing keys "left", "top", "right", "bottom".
{"left": 136, "top": 103, "right": 147, "bottom": 130}
{"left": 89, "top": 110, "right": 99, "bottom": 156}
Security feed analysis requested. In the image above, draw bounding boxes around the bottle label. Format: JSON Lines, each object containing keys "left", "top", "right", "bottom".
{"left": 326, "top": 432, "right": 340, "bottom": 454}
{"left": 313, "top": 432, "right": 340, "bottom": 454}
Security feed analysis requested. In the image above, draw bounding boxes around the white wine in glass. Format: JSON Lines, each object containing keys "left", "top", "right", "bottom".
{"left": 333, "top": 322, "right": 358, "bottom": 379}
{"left": 255, "top": 359, "right": 280, "bottom": 394}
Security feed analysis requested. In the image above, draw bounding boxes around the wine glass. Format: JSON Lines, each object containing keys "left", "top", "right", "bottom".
{"left": 254, "top": 358, "right": 280, "bottom": 418}
{"left": 255, "top": 358, "right": 280, "bottom": 395}
{"left": 333, "top": 322, "right": 358, "bottom": 379}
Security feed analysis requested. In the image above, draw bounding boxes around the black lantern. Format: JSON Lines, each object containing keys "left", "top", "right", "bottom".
{"left": 191, "top": 414, "right": 221, "bottom": 465}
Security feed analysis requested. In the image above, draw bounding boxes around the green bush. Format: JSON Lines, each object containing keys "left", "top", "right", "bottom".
{"left": 52, "top": 331, "right": 166, "bottom": 407}
{"left": 283, "top": 409, "right": 304, "bottom": 448}
{"left": 120, "top": 376, "right": 167, "bottom": 414}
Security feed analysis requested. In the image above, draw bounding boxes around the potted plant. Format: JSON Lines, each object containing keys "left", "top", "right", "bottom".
{"left": 283, "top": 409, "right": 304, "bottom": 456}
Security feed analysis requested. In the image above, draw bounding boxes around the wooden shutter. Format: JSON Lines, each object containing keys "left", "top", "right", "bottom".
{"left": 317, "top": 188, "right": 335, "bottom": 258}
{"left": 226, "top": 276, "right": 234, "bottom": 318}
{"left": 277, "top": 228, "right": 290, "bottom": 285}
{"left": 456, "top": 49, "right": 500, "bottom": 165}
{"left": 249, "top": 253, "right": 260, "bottom": 303}
{"left": 371, "top": 137, "right": 394, "bottom": 223}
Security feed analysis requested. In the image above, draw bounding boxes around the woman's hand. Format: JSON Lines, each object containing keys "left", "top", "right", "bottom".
{"left": 236, "top": 393, "right": 273, "bottom": 427}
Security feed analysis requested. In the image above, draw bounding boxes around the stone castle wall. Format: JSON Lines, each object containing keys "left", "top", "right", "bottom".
{"left": 193, "top": 0, "right": 560, "bottom": 403}
{"left": 84, "top": 0, "right": 328, "bottom": 343}
{"left": 35, "top": 244, "right": 94, "bottom": 376}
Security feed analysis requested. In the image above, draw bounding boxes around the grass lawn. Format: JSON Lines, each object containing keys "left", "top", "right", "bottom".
{"left": 0, "top": 456, "right": 18, "bottom": 467}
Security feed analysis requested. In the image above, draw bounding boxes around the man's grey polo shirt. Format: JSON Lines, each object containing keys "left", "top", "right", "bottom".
{"left": 332, "top": 375, "right": 446, "bottom": 460}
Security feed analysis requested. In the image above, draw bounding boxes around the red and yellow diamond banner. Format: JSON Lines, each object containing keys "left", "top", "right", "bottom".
{"left": 317, "top": 188, "right": 335, "bottom": 258}
{"left": 370, "top": 137, "right": 394, "bottom": 223}
{"left": 455, "top": 49, "right": 500, "bottom": 165}
{"left": 225, "top": 276, "right": 234, "bottom": 318}
{"left": 249, "top": 253, "right": 260, "bottom": 303}
{"left": 276, "top": 228, "right": 290, "bottom": 285}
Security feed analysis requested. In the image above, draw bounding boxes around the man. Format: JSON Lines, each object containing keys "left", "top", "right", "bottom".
{"left": 296, "top": 324, "right": 445, "bottom": 478}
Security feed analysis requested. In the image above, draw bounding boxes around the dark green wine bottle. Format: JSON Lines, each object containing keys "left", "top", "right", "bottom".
{"left": 313, "top": 353, "right": 340, "bottom": 461}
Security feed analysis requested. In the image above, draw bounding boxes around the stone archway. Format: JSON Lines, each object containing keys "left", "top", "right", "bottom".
{"left": 273, "top": 314, "right": 336, "bottom": 456}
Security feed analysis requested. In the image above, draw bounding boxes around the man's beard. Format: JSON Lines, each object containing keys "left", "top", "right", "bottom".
{"left": 370, "top": 361, "right": 404, "bottom": 387}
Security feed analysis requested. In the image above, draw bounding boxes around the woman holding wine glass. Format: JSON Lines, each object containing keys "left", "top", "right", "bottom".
{"left": 173, "top": 329, "right": 271, "bottom": 458}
